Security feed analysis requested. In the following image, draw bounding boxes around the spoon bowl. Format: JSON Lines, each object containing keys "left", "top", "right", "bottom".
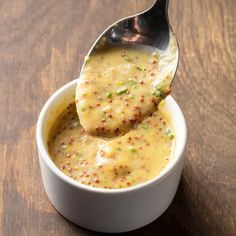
{"left": 76, "top": 0, "right": 179, "bottom": 137}
{"left": 104, "top": 0, "right": 172, "bottom": 49}
{"left": 88, "top": 0, "right": 178, "bottom": 72}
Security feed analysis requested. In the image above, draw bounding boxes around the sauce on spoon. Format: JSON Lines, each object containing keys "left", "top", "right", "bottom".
{"left": 76, "top": 34, "right": 177, "bottom": 137}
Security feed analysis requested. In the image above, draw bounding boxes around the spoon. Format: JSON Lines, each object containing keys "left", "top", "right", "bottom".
{"left": 89, "top": 0, "right": 178, "bottom": 58}
{"left": 76, "top": 0, "right": 179, "bottom": 137}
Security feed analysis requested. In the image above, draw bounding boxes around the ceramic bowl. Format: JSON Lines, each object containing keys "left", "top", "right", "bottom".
{"left": 36, "top": 79, "right": 187, "bottom": 233}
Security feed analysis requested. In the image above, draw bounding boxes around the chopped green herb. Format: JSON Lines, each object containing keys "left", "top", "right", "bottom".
{"left": 155, "top": 81, "right": 165, "bottom": 90}
{"left": 124, "top": 57, "right": 133, "bottom": 62}
{"left": 166, "top": 128, "right": 175, "bottom": 140}
{"left": 141, "top": 124, "right": 149, "bottom": 129}
{"left": 152, "top": 89, "right": 166, "bottom": 98}
{"left": 116, "top": 87, "right": 128, "bottom": 95}
{"left": 136, "top": 66, "right": 142, "bottom": 71}
{"left": 106, "top": 92, "right": 112, "bottom": 98}
{"left": 152, "top": 81, "right": 168, "bottom": 98}
{"left": 152, "top": 90, "right": 159, "bottom": 96}
{"left": 127, "top": 78, "right": 137, "bottom": 86}
{"left": 116, "top": 147, "right": 122, "bottom": 151}
{"left": 159, "top": 90, "right": 167, "bottom": 98}
{"left": 129, "top": 146, "right": 137, "bottom": 153}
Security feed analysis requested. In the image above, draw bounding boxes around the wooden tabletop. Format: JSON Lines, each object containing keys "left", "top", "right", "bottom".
{"left": 1, "top": 0, "right": 235, "bottom": 235}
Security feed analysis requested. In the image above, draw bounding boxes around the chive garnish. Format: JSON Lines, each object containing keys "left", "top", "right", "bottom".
{"left": 106, "top": 92, "right": 112, "bottom": 98}
{"left": 116, "top": 87, "right": 128, "bottom": 95}
{"left": 129, "top": 146, "right": 137, "bottom": 153}
{"left": 152, "top": 81, "right": 167, "bottom": 98}
{"left": 127, "top": 78, "right": 137, "bottom": 86}
{"left": 152, "top": 89, "right": 166, "bottom": 98}
{"left": 124, "top": 58, "right": 133, "bottom": 62}
{"left": 166, "top": 128, "right": 175, "bottom": 140}
{"left": 141, "top": 124, "right": 149, "bottom": 129}
{"left": 155, "top": 81, "right": 165, "bottom": 90}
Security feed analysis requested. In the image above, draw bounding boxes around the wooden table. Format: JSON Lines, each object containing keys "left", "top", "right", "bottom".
{"left": 1, "top": 0, "right": 235, "bottom": 235}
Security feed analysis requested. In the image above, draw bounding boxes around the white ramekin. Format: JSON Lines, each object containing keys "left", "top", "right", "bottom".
{"left": 36, "top": 79, "right": 187, "bottom": 233}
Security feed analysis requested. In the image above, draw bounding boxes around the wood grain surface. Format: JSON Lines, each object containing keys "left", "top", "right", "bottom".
{"left": 0, "top": 0, "right": 235, "bottom": 235}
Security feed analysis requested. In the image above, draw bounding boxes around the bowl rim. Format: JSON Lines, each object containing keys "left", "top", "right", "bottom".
{"left": 36, "top": 79, "right": 187, "bottom": 194}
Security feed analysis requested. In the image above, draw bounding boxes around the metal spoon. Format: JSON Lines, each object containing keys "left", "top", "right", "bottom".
{"left": 76, "top": 0, "right": 179, "bottom": 137}
{"left": 87, "top": 0, "right": 178, "bottom": 64}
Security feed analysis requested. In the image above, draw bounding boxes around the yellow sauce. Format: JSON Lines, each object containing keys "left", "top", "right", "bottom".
{"left": 48, "top": 102, "right": 174, "bottom": 189}
{"left": 49, "top": 38, "right": 178, "bottom": 189}
{"left": 76, "top": 45, "right": 171, "bottom": 137}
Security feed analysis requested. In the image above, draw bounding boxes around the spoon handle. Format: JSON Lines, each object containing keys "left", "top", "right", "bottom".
{"left": 142, "top": 0, "right": 169, "bottom": 23}
{"left": 152, "top": 0, "right": 169, "bottom": 13}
